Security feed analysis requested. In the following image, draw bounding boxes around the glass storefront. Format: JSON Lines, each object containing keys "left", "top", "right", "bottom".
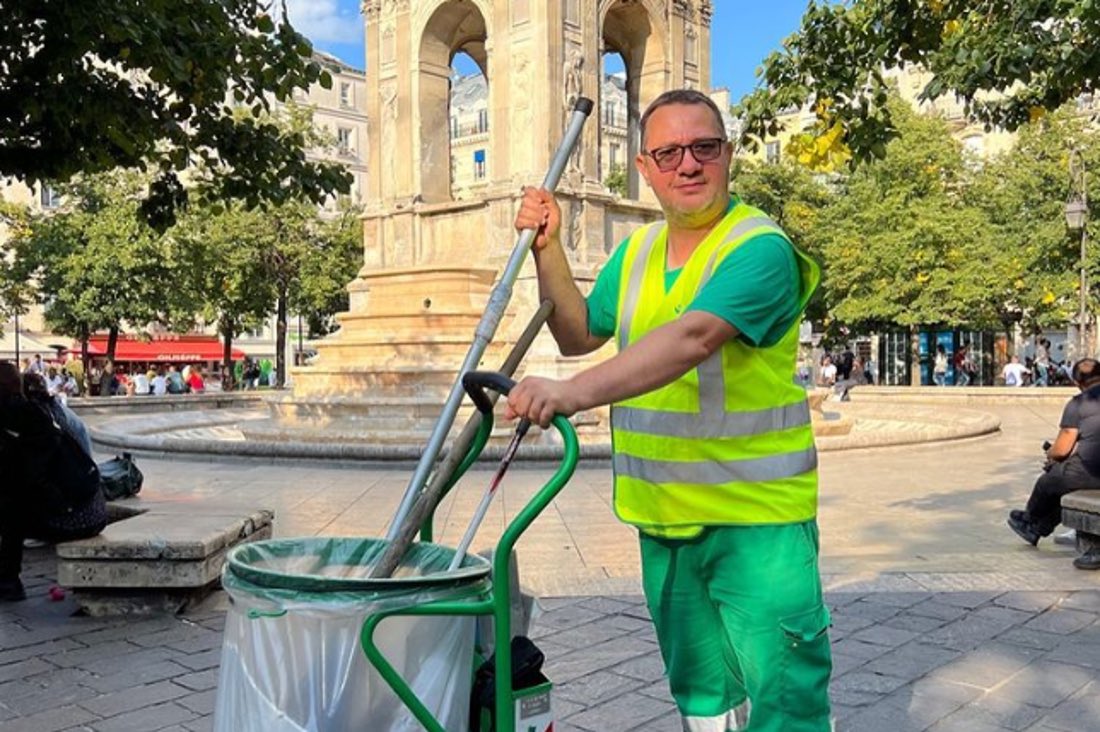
{"left": 878, "top": 329, "right": 998, "bottom": 386}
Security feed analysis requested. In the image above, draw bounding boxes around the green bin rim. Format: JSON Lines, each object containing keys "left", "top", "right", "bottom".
{"left": 226, "top": 536, "right": 491, "bottom": 592}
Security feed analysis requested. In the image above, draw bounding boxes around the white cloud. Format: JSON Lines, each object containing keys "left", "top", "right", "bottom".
{"left": 284, "top": 0, "right": 363, "bottom": 45}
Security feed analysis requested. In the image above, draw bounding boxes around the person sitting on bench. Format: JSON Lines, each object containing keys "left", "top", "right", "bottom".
{"left": 1007, "top": 358, "right": 1100, "bottom": 570}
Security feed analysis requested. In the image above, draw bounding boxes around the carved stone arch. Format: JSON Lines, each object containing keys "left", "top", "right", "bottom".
{"left": 415, "top": 0, "right": 490, "bottom": 202}
{"left": 599, "top": 0, "right": 669, "bottom": 199}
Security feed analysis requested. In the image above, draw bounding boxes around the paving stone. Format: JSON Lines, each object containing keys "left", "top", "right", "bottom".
{"left": 832, "top": 671, "right": 910, "bottom": 695}
{"left": 993, "top": 592, "right": 1067, "bottom": 614}
{"left": 930, "top": 643, "right": 1044, "bottom": 690}
{"left": 833, "top": 638, "right": 896, "bottom": 663}
{"left": 530, "top": 605, "right": 605, "bottom": 638}
{"left": 576, "top": 597, "right": 639, "bottom": 615}
{"left": 610, "top": 654, "right": 667, "bottom": 683}
{"left": 543, "top": 636, "right": 655, "bottom": 684}
{"left": 830, "top": 651, "right": 868, "bottom": 676}
{"left": 858, "top": 592, "right": 936, "bottom": 609}
{"left": 555, "top": 670, "right": 645, "bottom": 706}
{"left": 836, "top": 600, "right": 903, "bottom": 623}
{"left": 2, "top": 668, "right": 102, "bottom": 716}
{"left": 182, "top": 717, "right": 213, "bottom": 732}
{"left": 988, "top": 661, "right": 1095, "bottom": 709}
{"left": 842, "top": 698, "right": 937, "bottom": 732}
{"left": 850, "top": 625, "right": 921, "bottom": 648}
{"left": 1035, "top": 680, "right": 1100, "bottom": 730}
{"left": 831, "top": 688, "right": 886, "bottom": 708}
{"left": 873, "top": 682, "right": 975, "bottom": 730}
{"left": 925, "top": 607, "right": 1033, "bottom": 651}
{"left": 952, "top": 696, "right": 1047, "bottom": 730}
{"left": 881, "top": 613, "right": 949, "bottom": 634}
{"left": 925, "top": 712, "right": 1015, "bottom": 732}
{"left": 0, "top": 638, "right": 84, "bottom": 666}
{"left": 78, "top": 679, "right": 191, "bottom": 717}
{"left": 908, "top": 600, "right": 972, "bottom": 623}
{"left": 0, "top": 703, "right": 98, "bottom": 732}
{"left": 83, "top": 660, "right": 194, "bottom": 694}
{"left": 563, "top": 690, "right": 673, "bottom": 732}
{"left": 0, "top": 658, "right": 54, "bottom": 685}
{"left": 553, "top": 696, "right": 584, "bottom": 719}
{"left": 174, "top": 650, "right": 222, "bottom": 673}
{"left": 1044, "top": 637, "right": 1100, "bottom": 670}
{"left": 541, "top": 617, "right": 638, "bottom": 650}
{"left": 647, "top": 711, "right": 687, "bottom": 732}
{"left": 1058, "top": 590, "right": 1100, "bottom": 614}
{"left": 172, "top": 669, "right": 218, "bottom": 692}
{"left": 49, "top": 641, "right": 143, "bottom": 670}
{"left": 91, "top": 701, "right": 197, "bottom": 732}
{"left": 862, "top": 643, "right": 961, "bottom": 679}
{"left": 1022, "top": 607, "right": 1096, "bottom": 635}
{"left": 935, "top": 592, "right": 1002, "bottom": 609}
{"left": 635, "top": 680, "right": 675, "bottom": 704}
{"left": 995, "top": 627, "right": 1066, "bottom": 651}
{"left": 176, "top": 689, "right": 216, "bottom": 716}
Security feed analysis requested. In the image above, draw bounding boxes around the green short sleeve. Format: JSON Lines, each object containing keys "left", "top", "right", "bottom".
{"left": 585, "top": 238, "right": 629, "bottom": 338}
{"left": 686, "top": 233, "right": 802, "bottom": 348}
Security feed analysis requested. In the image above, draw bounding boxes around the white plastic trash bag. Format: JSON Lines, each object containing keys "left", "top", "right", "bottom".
{"left": 213, "top": 538, "right": 491, "bottom": 732}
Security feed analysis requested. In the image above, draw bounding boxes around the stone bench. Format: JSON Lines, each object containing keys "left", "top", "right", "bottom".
{"left": 56, "top": 499, "right": 274, "bottom": 615}
{"left": 1061, "top": 490, "right": 1100, "bottom": 555}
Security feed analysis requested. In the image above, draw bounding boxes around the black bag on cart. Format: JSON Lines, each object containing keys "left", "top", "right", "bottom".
{"left": 98, "top": 452, "right": 143, "bottom": 500}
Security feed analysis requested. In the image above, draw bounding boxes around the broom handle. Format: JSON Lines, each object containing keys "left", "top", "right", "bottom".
{"left": 383, "top": 97, "right": 594, "bottom": 542}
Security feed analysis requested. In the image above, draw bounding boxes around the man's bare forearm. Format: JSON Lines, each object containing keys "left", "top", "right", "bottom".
{"left": 533, "top": 238, "right": 606, "bottom": 356}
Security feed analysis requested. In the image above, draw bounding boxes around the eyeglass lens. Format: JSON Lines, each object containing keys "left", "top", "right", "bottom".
{"left": 651, "top": 139, "right": 724, "bottom": 171}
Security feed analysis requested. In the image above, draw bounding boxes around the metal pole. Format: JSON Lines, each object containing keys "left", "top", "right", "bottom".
{"left": 1082, "top": 219, "right": 1089, "bottom": 359}
{"left": 383, "top": 97, "right": 594, "bottom": 542}
{"left": 13, "top": 311, "right": 19, "bottom": 364}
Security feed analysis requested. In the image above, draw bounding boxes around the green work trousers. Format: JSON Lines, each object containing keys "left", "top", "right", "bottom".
{"left": 639, "top": 522, "right": 832, "bottom": 732}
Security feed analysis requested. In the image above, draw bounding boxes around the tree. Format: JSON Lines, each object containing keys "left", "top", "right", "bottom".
{"left": 729, "top": 158, "right": 833, "bottom": 321}
{"left": 8, "top": 170, "right": 192, "bottom": 383}
{"left": 740, "top": 1, "right": 1100, "bottom": 163}
{"left": 812, "top": 97, "right": 1003, "bottom": 331}
{"left": 1, "top": 1, "right": 352, "bottom": 228}
{"left": 0, "top": 202, "right": 35, "bottom": 338}
{"left": 604, "top": 165, "right": 628, "bottom": 196}
{"left": 965, "top": 108, "right": 1100, "bottom": 335}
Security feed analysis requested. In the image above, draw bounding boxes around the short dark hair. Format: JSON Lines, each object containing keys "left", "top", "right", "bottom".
{"left": 639, "top": 89, "right": 726, "bottom": 148}
{"left": 1072, "top": 358, "right": 1100, "bottom": 385}
{"left": 0, "top": 360, "right": 20, "bottom": 398}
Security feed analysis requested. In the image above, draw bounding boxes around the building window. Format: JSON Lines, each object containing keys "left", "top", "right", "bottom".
{"left": 609, "top": 143, "right": 620, "bottom": 168}
{"left": 39, "top": 185, "right": 61, "bottom": 209}
{"left": 477, "top": 109, "right": 488, "bottom": 134}
{"left": 337, "top": 127, "right": 353, "bottom": 155}
{"left": 604, "top": 101, "right": 617, "bottom": 126}
{"left": 765, "top": 141, "right": 781, "bottom": 165}
{"left": 450, "top": 116, "right": 459, "bottom": 138}
{"left": 474, "top": 149, "right": 486, "bottom": 180}
{"left": 339, "top": 82, "right": 353, "bottom": 108}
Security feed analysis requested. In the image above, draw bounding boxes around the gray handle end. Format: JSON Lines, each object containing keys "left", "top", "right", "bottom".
{"left": 574, "top": 97, "right": 594, "bottom": 116}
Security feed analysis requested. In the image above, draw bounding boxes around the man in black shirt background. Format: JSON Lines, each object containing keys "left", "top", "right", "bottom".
{"left": 1007, "top": 358, "right": 1100, "bottom": 570}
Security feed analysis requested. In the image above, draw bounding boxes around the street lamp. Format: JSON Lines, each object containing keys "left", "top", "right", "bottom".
{"left": 1065, "top": 149, "right": 1090, "bottom": 359}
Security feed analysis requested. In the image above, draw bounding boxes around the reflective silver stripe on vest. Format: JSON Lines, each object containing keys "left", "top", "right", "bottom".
{"left": 612, "top": 399, "right": 811, "bottom": 438}
{"left": 699, "top": 216, "right": 782, "bottom": 284}
{"left": 617, "top": 224, "right": 664, "bottom": 351}
{"left": 614, "top": 446, "right": 817, "bottom": 485}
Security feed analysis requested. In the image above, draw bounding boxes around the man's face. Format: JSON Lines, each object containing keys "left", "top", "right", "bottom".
{"left": 636, "top": 103, "right": 732, "bottom": 227}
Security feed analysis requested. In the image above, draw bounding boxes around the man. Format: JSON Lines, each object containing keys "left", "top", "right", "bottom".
{"left": 1007, "top": 358, "right": 1100, "bottom": 570}
{"left": 1002, "top": 355, "right": 1029, "bottom": 386}
{"left": 508, "top": 90, "right": 830, "bottom": 731}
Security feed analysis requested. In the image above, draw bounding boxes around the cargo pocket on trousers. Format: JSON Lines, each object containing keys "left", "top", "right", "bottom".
{"left": 778, "top": 604, "right": 832, "bottom": 722}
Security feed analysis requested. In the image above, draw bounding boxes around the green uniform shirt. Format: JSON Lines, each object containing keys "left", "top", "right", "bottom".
{"left": 586, "top": 229, "right": 802, "bottom": 347}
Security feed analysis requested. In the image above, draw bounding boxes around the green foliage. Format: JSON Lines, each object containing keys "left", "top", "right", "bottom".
{"left": 729, "top": 158, "right": 833, "bottom": 321}
{"left": 0, "top": 1, "right": 352, "bottom": 229}
{"left": 604, "top": 165, "right": 628, "bottom": 196}
{"left": 8, "top": 170, "right": 188, "bottom": 355}
{"left": 739, "top": 0, "right": 1100, "bottom": 164}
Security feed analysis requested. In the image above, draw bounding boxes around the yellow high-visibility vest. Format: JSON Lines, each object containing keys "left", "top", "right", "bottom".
{"left": 611, "top": 201, "right": 821, "bottom": 538}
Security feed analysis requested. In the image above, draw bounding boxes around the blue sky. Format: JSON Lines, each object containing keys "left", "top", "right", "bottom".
{"left": 287, "top": 0, "right": 811, "bottom": 103}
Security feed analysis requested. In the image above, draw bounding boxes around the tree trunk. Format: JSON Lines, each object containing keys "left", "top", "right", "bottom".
{"left": 80, "top": 323, "right": 90, "bottom": 395}
{"left": 221, "top": 321, "right": 235, "bottom": 392}
{"left": 106, "top": 325, "right": 119, "bottom": 364}
{"left": 275, "top": 286, "right": 288, "bottom": 389}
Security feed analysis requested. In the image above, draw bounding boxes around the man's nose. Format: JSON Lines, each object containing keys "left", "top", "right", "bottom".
{"left": 677, "top": 147, "right": 704, "bottom": 173}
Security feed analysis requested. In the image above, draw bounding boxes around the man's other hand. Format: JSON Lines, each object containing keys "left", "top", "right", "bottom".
{"left": 514, "top": 187, "right": 562, "bottom": 251}
{"left": 505, "top": 376, "right": 579, "bottom": 429}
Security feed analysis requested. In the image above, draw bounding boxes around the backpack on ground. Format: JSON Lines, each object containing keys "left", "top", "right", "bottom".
{"left": 98, "top": 452, "right": 144, "bottom": 500}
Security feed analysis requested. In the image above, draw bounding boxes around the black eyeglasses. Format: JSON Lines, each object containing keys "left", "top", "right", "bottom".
{"left": 644, "top": 138, "right": 727, "bottom": 172}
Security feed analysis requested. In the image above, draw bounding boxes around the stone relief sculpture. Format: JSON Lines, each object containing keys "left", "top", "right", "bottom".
{"left": 563, "top": 48, "right": 584, "bottom": 176}
{"left": 381, "top": 80, "right": 398, "bottom": 183}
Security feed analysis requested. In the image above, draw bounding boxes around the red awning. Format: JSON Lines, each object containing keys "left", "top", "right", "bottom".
{"left": 74, "top": 336, "right": 247, "bottom": 363}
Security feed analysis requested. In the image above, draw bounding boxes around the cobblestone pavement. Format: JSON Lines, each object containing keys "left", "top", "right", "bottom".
{"left": 2, "top": 402, "right": 1099, "bottom": 731}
